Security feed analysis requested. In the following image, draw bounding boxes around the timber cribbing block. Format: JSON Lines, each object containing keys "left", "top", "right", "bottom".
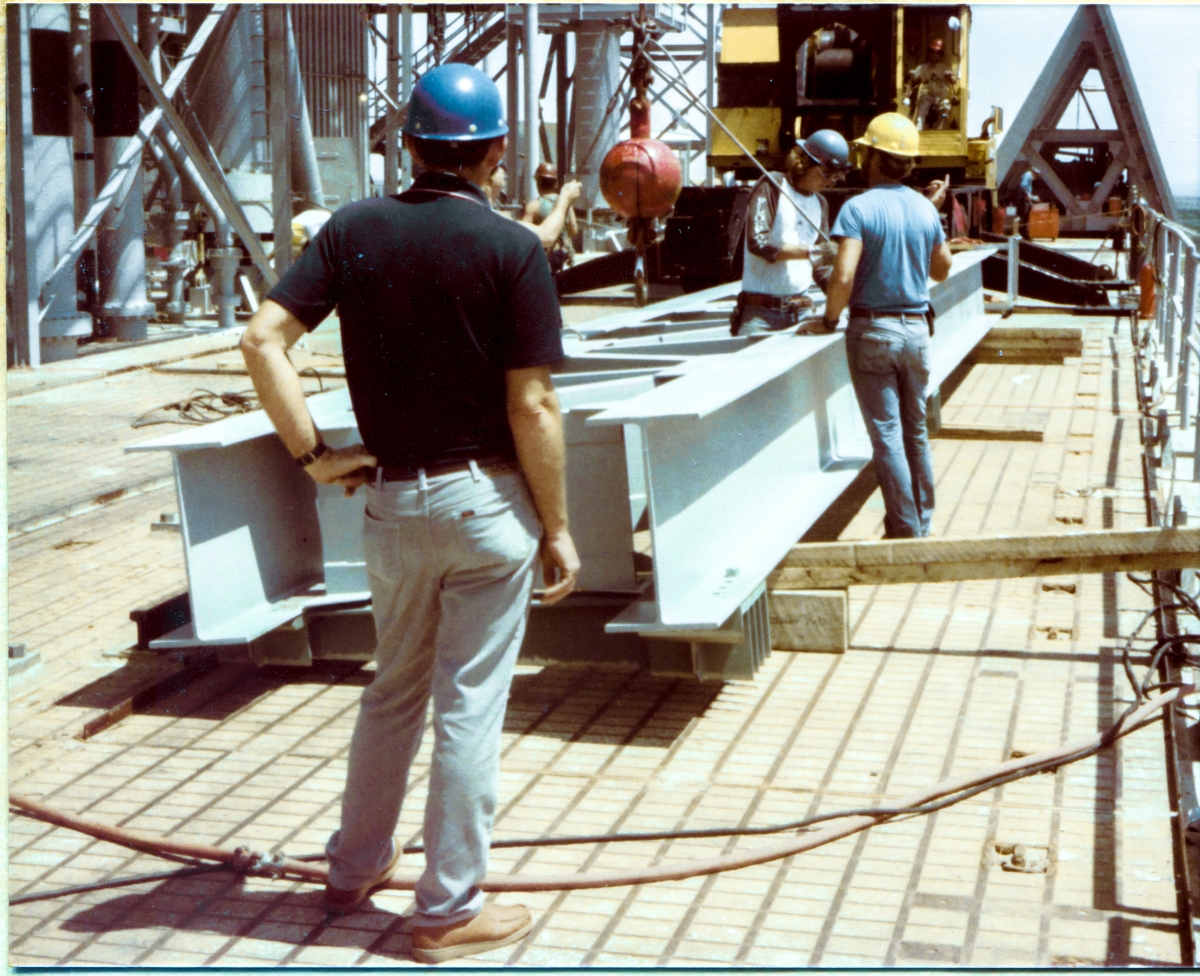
{"left": 933, "top": 424, "right": 1044, "bottom": 442}
{"left": 969, "top": 325, "right": 1084, "bottom": 364}
{"left": 768, "top": 590, "right": 847, "bottom": 653}
{"left": 768, "top": 526, "right": 1200, "bottom": 589}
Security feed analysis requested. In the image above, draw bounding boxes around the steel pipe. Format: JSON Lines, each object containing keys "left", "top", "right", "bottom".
{"left": 522, "top": 4, "right": 537, "bottom": 204}
{"left": 93, "top": 4, "right": 154, "bottom": 341}
{"left": 267, "top": 4, "right": 293, "bottom": 278}
{"left": 506, "top": 15, "right": 519, "bottom": 200}
{"left": 401, "top": 4, "right": 413, "bottom": 189}
{"left": 384, "top": 5, "right": 400, "bottom": 196}
{"left": 287, "top": 10, "right": 324, "bottom": 209}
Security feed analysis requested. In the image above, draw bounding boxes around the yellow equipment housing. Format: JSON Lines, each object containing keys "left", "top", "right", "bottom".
{"left": 709, "top": 4, "right": 996, "bottom": 188}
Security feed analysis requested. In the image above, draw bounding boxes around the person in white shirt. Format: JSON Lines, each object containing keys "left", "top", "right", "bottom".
{"left": 732, "top": 129, "right": 850, "bottom": 336}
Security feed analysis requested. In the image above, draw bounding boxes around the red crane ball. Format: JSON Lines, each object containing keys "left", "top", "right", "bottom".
{"left": 599, "top": 138, "right": 683, "bottom": 220}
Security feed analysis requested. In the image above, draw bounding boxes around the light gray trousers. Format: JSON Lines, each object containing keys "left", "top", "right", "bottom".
{"left": 325, "top": 466, "right": 540, "bottom": 927}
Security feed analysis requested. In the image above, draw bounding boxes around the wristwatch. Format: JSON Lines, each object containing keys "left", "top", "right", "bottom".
{"left": 295, "top": 439, "right": 330, "bottom": 468}
{"left": 820, "top": 315, "right": 839, "bottom": 333}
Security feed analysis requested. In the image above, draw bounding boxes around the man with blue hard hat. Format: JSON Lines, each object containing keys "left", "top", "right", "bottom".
{"left": 241, "top": 62, "right": 578, "bottom": 962}
{"left": 799, "top": 112, "right": 952, "bottom": 540}
{"left": 731, "top": 129, "right": 850, "bottom": 336}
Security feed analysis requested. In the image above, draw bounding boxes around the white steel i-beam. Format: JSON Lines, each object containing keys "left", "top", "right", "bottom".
{"left": 129, "top": 250, "right": 996, "bottom": 652}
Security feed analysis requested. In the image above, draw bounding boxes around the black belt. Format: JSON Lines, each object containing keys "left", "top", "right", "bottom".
{"left": 375, "top": 456, "right": 515, "bottom": 483}
{"left": 743, "top": 291, "right": 814, "bottom": 311}
{"left": 849, "top": 306, "right": 935, "bottom": 335}
{"left": 849, "top": 306, "right": 929, "bottom": 320}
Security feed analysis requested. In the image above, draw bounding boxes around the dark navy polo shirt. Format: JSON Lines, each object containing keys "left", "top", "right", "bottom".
{"left": 267, "top": 171, "right": 564, "bottom": 469}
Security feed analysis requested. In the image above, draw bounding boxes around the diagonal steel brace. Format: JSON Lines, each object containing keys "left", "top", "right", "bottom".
{"left": 101, "top": 3, "right": 278, "bottom": 286}
{"left": 39, "top": 3, "right": 235, "bottom": 306}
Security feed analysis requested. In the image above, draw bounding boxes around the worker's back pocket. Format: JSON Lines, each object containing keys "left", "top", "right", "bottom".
{"left": 449, "top": 473, "right": 539, "bottom": 571}
{"left": 851, "top": 332, "right": 902, "bottom": 376}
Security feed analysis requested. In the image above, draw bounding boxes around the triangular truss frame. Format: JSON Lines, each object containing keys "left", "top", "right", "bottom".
{"left": 996, "top": 5, "right": 1175, "bottom": 227}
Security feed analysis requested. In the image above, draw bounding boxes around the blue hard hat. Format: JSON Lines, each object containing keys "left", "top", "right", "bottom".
{"left": 403, "top": 63, "right": 508, "bottom": 141}
{"left": 801, "top": 129, "right": 851, "bottom": 170}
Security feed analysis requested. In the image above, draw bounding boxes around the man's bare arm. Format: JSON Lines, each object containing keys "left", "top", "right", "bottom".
{"left": 798, "top": 237, "right": 862, "bottom": 334}
{"left": 526, "top": 181, "right": 582, "bottom": 252}
{"left": 825, "top": 237, "right": 863, "bottom": 321}
{"left": 505, "top": 365, "right": 579, "bottom": 604}
{"left": 240, "top": 300, "right": 376, "bottom": 492}
{"left": 519, "top": 199, "right": 541, "bottom": 224}
{"left": 929, "top": 242, "right": 953, "bottom": 282}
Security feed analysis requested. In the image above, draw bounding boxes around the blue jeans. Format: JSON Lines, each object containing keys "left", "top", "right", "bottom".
{"left": 325, "top": 465, "right": 540, "bottom": 927}
{"left": 737, "top": 306, "right": 793, "bottom": 336}
{"left": 846, "top": 314, "right": 935, "bottom": 539}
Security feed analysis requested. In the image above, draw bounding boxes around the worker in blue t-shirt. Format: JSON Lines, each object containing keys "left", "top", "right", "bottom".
{"left": 798, "top": 113, "right": 953, "bottom": 539}
{"left": 1017, "top": 167, "right": 1036, "bottom": 241}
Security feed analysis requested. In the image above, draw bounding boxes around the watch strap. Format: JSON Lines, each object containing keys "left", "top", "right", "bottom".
{"left": 296, "top": 440, "right": 330, "bottom": 468}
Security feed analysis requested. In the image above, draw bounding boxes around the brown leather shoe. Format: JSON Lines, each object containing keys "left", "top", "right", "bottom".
{"left": 324, "top": 847, "right": 401, "bottom": 915}
{"left": 411, "top": 903, "right": 533, "bottom": 964}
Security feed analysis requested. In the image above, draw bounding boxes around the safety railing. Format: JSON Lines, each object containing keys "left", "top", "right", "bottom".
{"left": 1136, "top": 207, "right": 1200, "bottom": 482}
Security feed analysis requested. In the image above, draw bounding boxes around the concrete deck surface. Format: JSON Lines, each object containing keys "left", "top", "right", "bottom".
{"left": 7, "top": 305, "right": 1188, "bottom": 966}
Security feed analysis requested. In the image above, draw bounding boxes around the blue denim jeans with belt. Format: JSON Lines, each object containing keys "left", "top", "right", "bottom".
{"left": 325, "top": 465, "right": 540, "bottom": 927}
{"left": 846, "top": 313, "right": 935, "bottom": 539}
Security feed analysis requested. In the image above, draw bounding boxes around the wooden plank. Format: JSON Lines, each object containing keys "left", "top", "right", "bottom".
{"left": 933, "top": 425, "right": 1043, "bottom": 442}
{"left": 768, "top": 526, "right": 1200, "bottom": 589}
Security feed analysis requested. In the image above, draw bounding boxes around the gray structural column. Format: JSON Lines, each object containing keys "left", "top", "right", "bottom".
{"left": 573, "top": 23, "right": 621, "bottom": 210}
{"left": 267, "top": 4, "right": 293, "bottom": 279}
{"left": 69, "top": 3, "right": 97, "bottom": 300}
{"left": 401, "top": 4, "right": 412, "bottom": 189}
{"left": 385, "top": 4, "right": 399, "bottom": 196}
{"left": 555, "top": 33, "right": 569, "bottom": 183}
{"left": 6, "top": 3, "right": 37, "bottom": 365}
{"left": 93, "top": 3, "right": 153, "bottom": 342}
{"left": 522, "top": 4, "right": 537, "bottom": 204}
{"left": 705, "top": 4, "right": 716, "bottom": 188}
{"left": 248, "top": 4, "right": 271, "bottom": 172}
{"left": 506, "top": 9, "right": 519, "bottom": 201}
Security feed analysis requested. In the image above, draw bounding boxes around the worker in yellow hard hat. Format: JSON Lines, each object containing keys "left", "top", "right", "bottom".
{"left": 799, "top": 112, "right": 952, "bottom": 540}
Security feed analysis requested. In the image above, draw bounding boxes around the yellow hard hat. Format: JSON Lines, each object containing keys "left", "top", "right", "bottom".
{"left": 853, "top": 112, "right": 920, "bottom": 158}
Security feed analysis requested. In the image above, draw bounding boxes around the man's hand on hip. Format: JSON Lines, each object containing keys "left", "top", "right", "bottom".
{"left": 538, "top": 529, "right": 580, "bottom": 605}
{"left": 307, "top": 445, "right": 378, "bottom": 496}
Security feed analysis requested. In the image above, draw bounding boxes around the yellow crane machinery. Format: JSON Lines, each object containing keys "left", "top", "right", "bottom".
{"left": 709, "top": 4, "right": 998, "bottom": 188}
{"left": 656, "top": 4, "right": 1002, "bottom": 292}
